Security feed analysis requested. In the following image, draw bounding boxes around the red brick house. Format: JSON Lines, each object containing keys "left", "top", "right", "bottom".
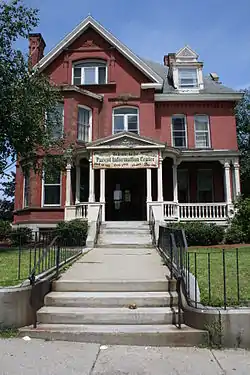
{"left": 14, "top": 16, "right": 242, "bottom": 231}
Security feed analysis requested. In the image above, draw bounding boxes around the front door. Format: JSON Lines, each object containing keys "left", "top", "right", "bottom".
{"left": 105, "top": 169, "right": 146, "bottom": 221}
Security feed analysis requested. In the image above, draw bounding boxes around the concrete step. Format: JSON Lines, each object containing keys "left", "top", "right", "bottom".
{"left": 96, "top": 243, "right": 153, "bottom": 249}
{"left": 53, "top": 280, "right": 177, "bottom": 292}
{"left": 19, "top": 324, "right": 208, "bottom": 347}
{"left": 98, "top": 234, "right": 152, "bottom": 244}
{"left": 102, "top": 222, "right": 148, "bottom": 230}
{"left": 37, "top": 306, "right": 182, "bottom": 325}
{"left": 99, "top": 228, "right": 150, "bottom": 235}
{"left": 45, "top": 291, "right": 178, "bottom": 308}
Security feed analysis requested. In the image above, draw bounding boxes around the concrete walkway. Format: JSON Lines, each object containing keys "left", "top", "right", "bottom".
{"left": 1, "top": 338, "right": 250, "bottom": 374}
{"left": 59, "top": 247, "right": 170, "bottom": 282}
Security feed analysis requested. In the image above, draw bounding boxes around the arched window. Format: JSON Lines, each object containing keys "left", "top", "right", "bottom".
{"left": 73, "top": 60, "right": 107, "bottom": 85}
{"left": 113, "top": 107, "right": 139, "bottom": 134}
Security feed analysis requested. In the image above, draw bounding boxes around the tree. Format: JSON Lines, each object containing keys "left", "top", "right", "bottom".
{"left": 0, "top": 0, "right": 68, "bottom": 177}
{"left": 235, "top": 88, "right": 250, "bottom": 196}
{"left": 0, "top": 171, "right": 15, "bottom": 221}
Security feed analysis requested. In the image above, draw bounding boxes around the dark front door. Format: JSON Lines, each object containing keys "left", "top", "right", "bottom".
{"left": 105, "top": 169, "right": 146, "bottom": 221}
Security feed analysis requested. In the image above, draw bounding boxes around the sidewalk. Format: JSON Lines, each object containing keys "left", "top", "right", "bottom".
{"left": 1, "top": 338, "right": 250, "bottom": 374}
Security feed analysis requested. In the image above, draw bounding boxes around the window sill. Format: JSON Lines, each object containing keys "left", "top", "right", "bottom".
{"left": 77, "top": 82, "right": 116, "bottom": 89}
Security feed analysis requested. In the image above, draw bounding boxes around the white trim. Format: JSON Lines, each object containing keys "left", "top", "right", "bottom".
{"left": 171, "top": 114, "right": 188, "bottom": 148}
{"left": 35, "top": 16, "right": 163, "bottom": 84}
{"left": 112, "top": 106, "right": 139, "bottom": 135}
{"left": 72, "top": 59, "right": 107, "bottom": 85}
{"left": 155, "top": 93, "right": 243, "bottom": 102}
{"left": 77, "top": 104, "right": 92, "bottom": 142}
{"left": 41, "top": 170, "right": 62, "bottom": 207}
{"left": 141, "top": 83, "right": 162, "bottom": 90}
{"left": 194, "top": 114, "right": 211, "bottom": 149}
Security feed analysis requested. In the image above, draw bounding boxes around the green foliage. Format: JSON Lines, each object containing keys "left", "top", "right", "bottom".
{"left": 10, "top": 227, "right": 32, "bottom": 245}
{"left": 0, "top": 0, "right": 71, "bottom": 176}
{"left": 0, "top": 220, "right": 11, "bottom": 240}
{"left": 227, "top": 197, "right": 250, "bottom": 243}
{"left": 0, "top": 171, "right": 15, "bottom": 221}
{"left": 224, "top": 224, "right": 245, "bottom": 244}
{"left": 171, "top": 222, "right": 224, "bottom": 246}
{"left": 56, "top": 219, "right": 88, "bottom": 246}
{"left": 235, "top": 88, "right": 250, "bottom": 196}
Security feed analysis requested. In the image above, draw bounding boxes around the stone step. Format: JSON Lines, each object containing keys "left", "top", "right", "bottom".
{"left": 45, "top": 291, "right": 178, "bottom": 308}
{"left": 19, "top": 324, "right": 208, "bottom": 347}
{"left": 53, "top": 280, "right": 177, "bottom": 292}
{"left": 100, "top": 228, "right": 150, "bottom": 235}
{"left": 96, "top": 243, "right": 153, "bottom": 249}
{"left": 37, "top": 306, "right": 182, "bottom": 325}
{"left": 98, "top": 234, "right": 151, "bottom": 243}
{"left": 102, "top": 222, "right": 149, "bottom": 230}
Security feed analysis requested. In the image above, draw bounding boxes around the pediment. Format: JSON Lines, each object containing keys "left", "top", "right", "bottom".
{"left": 176, "top": 45, "right": 198, "bottom": 61}
{"left": 86, "top": 132, "right": 165, "bottom": 149}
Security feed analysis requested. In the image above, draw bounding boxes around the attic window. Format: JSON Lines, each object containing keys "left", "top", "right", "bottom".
{"left": 73, "top": 60, "right": 107, "bottom": 85}
{"left": 178, "top": 68, "right": 198, "bottom": 89}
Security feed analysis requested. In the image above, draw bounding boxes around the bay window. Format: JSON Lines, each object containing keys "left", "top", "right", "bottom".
{"left": 23, "top": 172, "right": 30, "bottom": 208}
{"left": 172, "top": 115, "right": 187, "bottom": 148}
{"left": 113, "top": 107, "right": 139, "bottom": 134}
{"left": 43, "top": 168, "right": 61, "bottom": 206}
{"left": 73, "top": 60, "right": 107, "bottom": 85}
{"left": 46, "top": 102, "right": 64, "bottom": 138}
{"left": 194, "top": 115, "right": 210, "bottom": 148}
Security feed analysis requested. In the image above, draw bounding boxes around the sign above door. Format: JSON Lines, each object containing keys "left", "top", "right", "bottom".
{"left": 92, "top": 150, "right": 159, "bottom": 169}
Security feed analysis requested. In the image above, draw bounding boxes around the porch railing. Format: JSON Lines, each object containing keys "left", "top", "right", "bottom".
{"left": 163, "top": 202, "right": 178, "bottom": 220}
{"left": 179, "top": 203, "right": 228, "bottom": 221}
{"left": 75, "top": 203, "right": 88, "bottom": 219}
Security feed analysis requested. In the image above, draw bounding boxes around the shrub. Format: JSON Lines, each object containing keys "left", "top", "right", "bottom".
{"left": 229, "top": 197, "right": 250, "bottom": 243}
{"left": 56, "top": 219, "right": 88, "bottom": 246}
{"left": 169, "top": 222, "right": 224, "bottom": 246}
{"left": 224, "top": 224, "right": 245, "bottom": 244}
{"left": 10, "top": 227, "right": 33, "bottom": 246}
{"left": 0, "top": 220, "right": 11, "bottom": 241}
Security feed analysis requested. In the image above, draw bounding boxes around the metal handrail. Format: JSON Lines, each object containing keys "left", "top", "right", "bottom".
{"left": 94, "top": 205, "right": 102, "bottom": 245}
{"left": 149, "top": 206, "right": 156, "bottom": 246}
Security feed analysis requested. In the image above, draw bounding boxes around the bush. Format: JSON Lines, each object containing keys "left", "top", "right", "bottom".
{"left": 229, "top": 197, "right": 250, "bottom": 243}
{"left": 0, "top": 220, "right": 11, "bottom": 241}
{"left": 170, "top": 222, "right": 224, "bottom": 246}
{"left": 56, "top": 219, "right": 88, "bottom": 246}
{"left": 224, "top": 224, "right": 245, "bottom": 244}
{"left": 10, "top": 227, "right": 33, "bottom": 246}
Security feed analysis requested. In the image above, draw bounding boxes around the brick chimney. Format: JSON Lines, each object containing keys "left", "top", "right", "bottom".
{"left": 28, "top": 33, "right": 46, "bottom": 67}
{"left": 163, "top": 53, "right": 176, "bottom": 66}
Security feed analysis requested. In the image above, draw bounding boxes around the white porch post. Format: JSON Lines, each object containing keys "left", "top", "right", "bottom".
{"left": 146, "top": 168, "right": 152, "bottom": 201}
{"left": 75, "top": 164, "right": 80, "bottom": 204}
{"left": 233, "top": 160, "right": 241, "bottom": 198}
{"left": 172, "top": 162, "right": 178, "bottom": 203}
{"left": 223, "top": 161, "right": 232, "bottom": 204}
{"left": 100, "top": 169, "right": 105, "bottom": 221}
{"left": 65, "top": 162, "right": 71, "bottom": 206}
{"left": 88, "top": 156, "right": 95, "bottom": 203}
{"left": 157, "top": 155, "right": 163, "bottom": 202}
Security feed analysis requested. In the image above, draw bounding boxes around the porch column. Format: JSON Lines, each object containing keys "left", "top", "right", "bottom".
{"left": 172, "top": 162, "right": 178, "bottom": 203}
{"left": 233, "top": 160, "right": 241, "bottom": 198}
{"left": 223, "top": 161, "right": 232, "bottom": 204}
{"left": 65, "top": 162, "right": 71, "bottom": 206}
{"left": 100, "top": 169, "right": 105, "bottom": 202}
{"left": 75, "top": 164, "right": 80, "bottom": 204}
{"left": 146, "top": 168, "right": 152, "bottom": 201}
{"left": 88, "top": 157, "right": 95, "bottom": 202}
{"left": 157, "top": 155, "right": 163, "bottom": 202}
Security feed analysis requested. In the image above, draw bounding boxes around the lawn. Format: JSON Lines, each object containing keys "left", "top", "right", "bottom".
{"left": 0, "top": 248, "right": 35, "bottom": 287}
{"left": 187, "top": 246, "right": 250, "bottom": 307}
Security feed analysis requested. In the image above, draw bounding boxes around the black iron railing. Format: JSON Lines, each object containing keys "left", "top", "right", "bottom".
{"left": 157, "top": 226, "right": 250, "bottom": 317}
{"left": 94, "top": 205, "right": 102, "bottom": 245}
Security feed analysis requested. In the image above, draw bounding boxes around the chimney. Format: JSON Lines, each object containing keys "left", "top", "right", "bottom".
{"left": 163, "top": 53, "right": 176, "bottom": 66}
{"left": 28, "top": 33, "right": 46, "bottom": 67}
{"left": 210, "top": 72, "right": 220, "bottom": 82}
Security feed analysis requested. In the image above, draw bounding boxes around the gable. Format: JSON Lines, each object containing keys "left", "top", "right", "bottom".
{"left": 176, "top": 45, "right": 198, "bottom": 59}
{"left": 37, "top": 16, "right": 162, "bottom": 85}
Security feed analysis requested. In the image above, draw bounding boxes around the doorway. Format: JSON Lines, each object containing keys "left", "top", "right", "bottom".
{"left": 105, "top": 169, "right": 146, "bottom": 221}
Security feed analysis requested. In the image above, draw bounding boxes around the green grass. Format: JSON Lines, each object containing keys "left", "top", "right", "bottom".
{"left": 0, "top": 248, "right": 35, "bottom": 287}
{"left": 187, "top": 247, "right": 250, "bottom": 307}
{"left": 0, "top": 328, "right": 18, "bottom": 338}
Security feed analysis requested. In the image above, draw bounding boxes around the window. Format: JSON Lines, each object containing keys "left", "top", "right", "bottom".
{"left": 113, "top": 107, "right": 139, "bottom": 134}
{"left": 194, "top": 115, "right": 210, "bottom": 148}
{"left": 43, "top": 168, "right": 61, "bottom": 206}
{"left": 178, "top": 68, "right": 198, "bottom": 89}
{"left": 46, "top": 102, "right": 64, "bottom": 138}
{"left": 77, "top": 106, "right": 91, "bottom": 142}
{"left": 177, "top": 170, "right": 189, "bottom": 203}
{"left": 197, "top": 169, "right": 213, "bottom": 202}
{"left": 23, "top": 172, "right": 30, "bottom": 207}
{"left": 172, "top": 115, "right": 187, "bottom": 148}
{"left": 73, "top": 60, "right": 107, "bottom": 85}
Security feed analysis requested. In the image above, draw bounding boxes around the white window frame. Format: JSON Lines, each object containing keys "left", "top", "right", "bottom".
{"left": 194, "top": 114, "right": 211, "bottom": 148}
{"left": 197, "top": 169, "right": 214, "bottom": 202}
{"left": 77, "top": 105, "right": 92, "bottom": 142}
{"left": 171, "top": 114, "right": 188, "bottom": 148}
{"left": 42, "top": 170, "right": 62, "bottom": 207}
{"left": 23, "top": 172, "right": 30, "bottom": 208}
{"left": 45, "top": 102, "right": 64, "bottom": 139}
{"left": 72, "top": 60, "right": 107, "bottom": 85}
{"left": 177, "top": 67, "right": 199, "bottom": 90}
{"left": 112, "top": 106, "right": 139, "bottom": 134}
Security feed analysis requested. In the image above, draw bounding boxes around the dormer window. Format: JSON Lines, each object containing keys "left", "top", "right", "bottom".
{"left": 178, "top": 68, "right": 198, "bottom": 89}
{"left": 73, "top": 60, "right": 107, "bottom": 85}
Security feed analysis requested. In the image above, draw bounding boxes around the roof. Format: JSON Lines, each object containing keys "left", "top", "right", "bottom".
{"left": 141, "top": 58, "right": 238, "bottom": 95}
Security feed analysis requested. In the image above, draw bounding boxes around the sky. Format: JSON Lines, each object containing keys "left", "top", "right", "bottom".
{"left": 17, "top": 0, "right": 250, "bottom": 90}
{"left": 1, "top": 0, "right": 250, "bottom": 195}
